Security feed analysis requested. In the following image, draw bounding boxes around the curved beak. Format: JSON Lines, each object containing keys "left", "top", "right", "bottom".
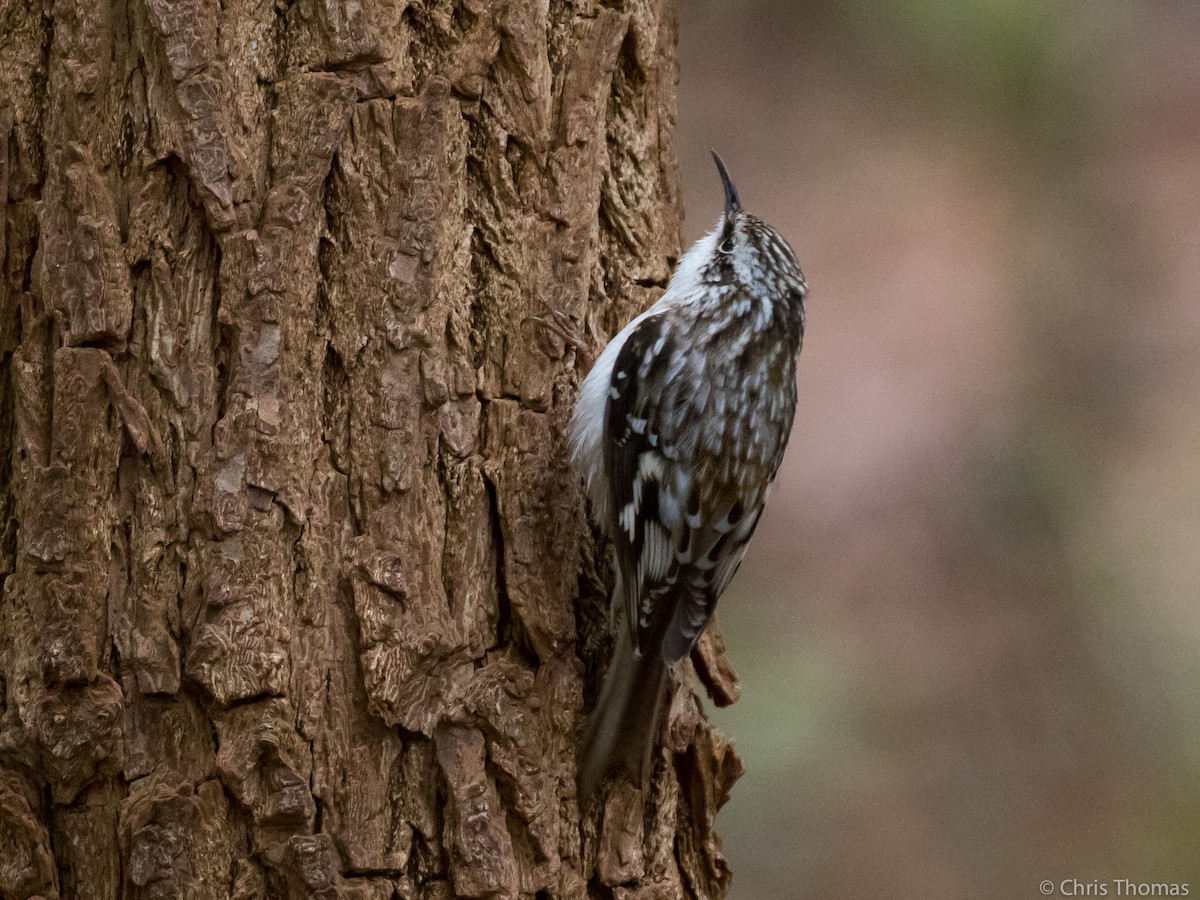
{"left": 711, "top": 150, "right": 742, "bottom": 219}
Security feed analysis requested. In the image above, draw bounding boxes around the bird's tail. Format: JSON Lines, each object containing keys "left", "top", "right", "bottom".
{"left": 577, "top": 627, "right": 669, "bottom": 803}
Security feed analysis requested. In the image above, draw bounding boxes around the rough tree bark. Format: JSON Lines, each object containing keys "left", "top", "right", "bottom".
{"left": 0, "top": 1, "right": 743, "bottom": 897}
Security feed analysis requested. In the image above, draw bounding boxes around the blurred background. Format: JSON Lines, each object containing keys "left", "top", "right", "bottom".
{"left": 675, "top": 1, "right": 1200, "bottom": 896}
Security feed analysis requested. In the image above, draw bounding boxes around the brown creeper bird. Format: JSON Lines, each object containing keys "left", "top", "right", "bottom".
{"left": 572, "top": 152, "right": 808, "bottom": 800}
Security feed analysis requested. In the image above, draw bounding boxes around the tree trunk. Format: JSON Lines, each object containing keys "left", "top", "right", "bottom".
{"left": 0, "top": 1, "right": 740, "bottom": 897}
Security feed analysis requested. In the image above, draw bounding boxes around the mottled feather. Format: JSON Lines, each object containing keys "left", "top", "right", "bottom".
{"left": 572, "top": 154, "right": 808, "bottom": 799}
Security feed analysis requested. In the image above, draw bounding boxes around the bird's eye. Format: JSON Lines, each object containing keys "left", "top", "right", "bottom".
{"left": 719, "top": 238, "right": 734, "bottom": 254}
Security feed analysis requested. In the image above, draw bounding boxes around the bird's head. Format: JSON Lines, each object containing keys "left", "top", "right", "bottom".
{"left": 680, "top": 152, "right": 808, "bottom": 308}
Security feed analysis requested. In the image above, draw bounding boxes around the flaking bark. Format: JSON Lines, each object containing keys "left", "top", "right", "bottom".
{"left": 0, "top": 1, "right": 741, "bottom": 897}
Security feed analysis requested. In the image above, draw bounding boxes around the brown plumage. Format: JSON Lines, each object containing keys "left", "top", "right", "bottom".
{"left": 571, "top": 153, "right": 808, "bottom": 801}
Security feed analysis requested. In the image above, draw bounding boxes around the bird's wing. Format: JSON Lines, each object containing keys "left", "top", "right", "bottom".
{"left": 602, "top": 314, "right": 762, "bottom": 660}
{"left": 603, "top": 312, "right": 683, "bottom": 655}
{"left": 603, "top": 309, "right": 796, "bottom": 662}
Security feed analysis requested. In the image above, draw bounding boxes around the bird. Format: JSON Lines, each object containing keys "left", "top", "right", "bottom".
{"left": 571, "top": 151, "right": 808, "bottom": 802}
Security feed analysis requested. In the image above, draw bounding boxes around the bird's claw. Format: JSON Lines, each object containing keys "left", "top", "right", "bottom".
{"left": 528, "top": 310, "right": 594, "bottom": 369}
